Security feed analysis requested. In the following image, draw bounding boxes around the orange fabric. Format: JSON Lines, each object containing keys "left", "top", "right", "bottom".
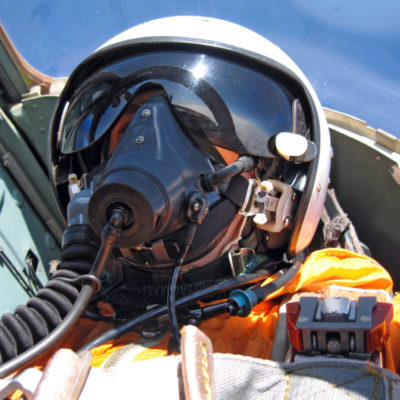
{"left": 262, "top": 248, "right": 393, "bottom": 299}
{"left": 21, "top": 248, "right": 397, "bottom": 381}
{"left": 198, "top": 248, "right": 394, "bottom": 364}
{"left": 199, "top": 301, "right": 280, "bottom": 360}
{"left": 9, "top": 249, "right": 399, "bottom": 400}
{"left": 9, "top": 390, "right": 23, "bottom": 400}
{"left": 84, "top": 248, "right": 396, "bottom": 372}
{"left": 214, "top": 145, "right": 240, "bottom": 165}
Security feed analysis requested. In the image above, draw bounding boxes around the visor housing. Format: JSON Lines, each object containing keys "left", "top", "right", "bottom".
{"left": 58, "top": 51, "right": 296, "bottom": 157}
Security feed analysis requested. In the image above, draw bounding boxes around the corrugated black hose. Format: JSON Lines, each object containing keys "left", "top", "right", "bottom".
{"left": 0, "top": 211, "right": 123, "bottom": 378}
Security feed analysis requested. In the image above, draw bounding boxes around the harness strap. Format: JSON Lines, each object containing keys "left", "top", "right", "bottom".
{"left": 321, "top": 189, "right": 367, "bottom": 255}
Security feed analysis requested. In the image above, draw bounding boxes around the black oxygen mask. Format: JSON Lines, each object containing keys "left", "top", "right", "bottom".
{"left": 87, "top": 94, "right": 214, "bottom": 248}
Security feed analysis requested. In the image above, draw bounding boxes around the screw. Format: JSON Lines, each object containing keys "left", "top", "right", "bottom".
{"left": 135, "top": 136, "right": 145, "bottom": 144}
{"left": 191, "top": 201, "right": 201, "bottom": 212}
{"left": 327, "top": 338, "right": 341, "bottom": 354}
{"left": 260, "top": 180, "right": 274, "bottom": 194}
{"left": 142, "top": 109, "right": 151, "bottom": 117}
{"left": 284, "top": 217, "right": 291, "bottom": 227}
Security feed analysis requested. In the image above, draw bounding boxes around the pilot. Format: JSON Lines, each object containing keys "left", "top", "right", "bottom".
{"left": 0, "top": 16, "right": 398, "bottom": 399}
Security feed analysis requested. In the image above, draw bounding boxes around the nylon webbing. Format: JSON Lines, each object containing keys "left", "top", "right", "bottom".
{"left": 219, "top": 175, "right": 250, "bottom": 208}
{"left": 163, "top": 174, "right": 250, "bottom": 260}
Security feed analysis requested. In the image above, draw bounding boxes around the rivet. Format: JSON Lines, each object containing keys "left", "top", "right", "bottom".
{"left": 135, "top": 136, "right": 145, "bottom": 144}
{"left": 191, "top": 201, "right": 201, "bottom": 211}
{"left": 141, "top": 109, "right": 151, "bottom": 117}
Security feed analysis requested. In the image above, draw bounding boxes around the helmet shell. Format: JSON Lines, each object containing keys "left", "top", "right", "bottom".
{"left": 49, "top": 16, "right": 330, "bottom": 256}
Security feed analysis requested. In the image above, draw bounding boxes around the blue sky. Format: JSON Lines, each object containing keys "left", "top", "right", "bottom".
{"left": 1, "top": 0, "right": 399, "bottom": 136}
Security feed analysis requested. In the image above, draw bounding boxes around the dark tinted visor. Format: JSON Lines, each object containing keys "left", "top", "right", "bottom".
{"left": 59, "top": 51, "right": 297, "bottom": 156}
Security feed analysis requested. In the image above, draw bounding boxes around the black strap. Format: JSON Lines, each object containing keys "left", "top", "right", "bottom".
{"left": 219, "top": 175, "right": 250, "bottom": 208}
{"left": 163, "top": 175, "right": 251, "bottom": 260}
{"left": 187, "top": 199, "right": 237, "bottom": 259}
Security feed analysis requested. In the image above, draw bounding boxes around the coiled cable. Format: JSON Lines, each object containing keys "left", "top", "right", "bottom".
{"left": 0, "top": 226, "right": 97, "bottom": 367}
{"left": 0, "top": 211, "right": 123, "bottom": 378}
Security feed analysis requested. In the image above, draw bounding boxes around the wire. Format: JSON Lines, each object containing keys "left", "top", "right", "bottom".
{"left": 77, "top": 269, "right": 270, "bottom": 354}
{"left": 251, "top": 261, "right": 301, "bottom": 302}
{"left": 0, "top": 210, "right": 124, "bottom": 378}
{"left": 167, "top": 266, "right": 182, "bottom": 348}
{"left": 167, "top": 244, "right": 190, "bottom": 350}
{"left": 226, "top": 261, "right": 301, "bottom": 317}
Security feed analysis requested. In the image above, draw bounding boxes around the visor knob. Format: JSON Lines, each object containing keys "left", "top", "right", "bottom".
{"left": 274, "top": 132, "right": 316, "bottom": 162}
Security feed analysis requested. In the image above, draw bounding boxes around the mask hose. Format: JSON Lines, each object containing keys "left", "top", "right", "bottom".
{"left": 201, "top": 156, "right": 255, "bottom": 192}
{"left": 0, "top": 211, "right": 123, "bottom": 378}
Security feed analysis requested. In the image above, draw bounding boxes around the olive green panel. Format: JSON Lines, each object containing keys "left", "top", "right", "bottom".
{"left": 0, "top": 107, "right": 65, "bottom": 243}
{"left": 0, "top": 160, "right": 61, "bottom": 312}
{"left": 330, "top": 129, "right": 400, "bottom": 288}
{"left": 9, "top": 95, "right": 59, "bottom": 164}
{"left": 0, "top": 38, "right": 28, "bottom": 98}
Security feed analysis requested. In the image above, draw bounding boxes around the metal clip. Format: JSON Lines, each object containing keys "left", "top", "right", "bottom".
{"left": 240, "top": 179, "right": 296, "bottom": 233}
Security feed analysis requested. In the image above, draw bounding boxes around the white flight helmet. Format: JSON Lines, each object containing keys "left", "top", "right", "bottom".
{"left": 49, "top": 16, "right": 330, "bottom": 262}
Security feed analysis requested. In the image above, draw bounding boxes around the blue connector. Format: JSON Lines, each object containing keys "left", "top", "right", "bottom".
{"left": 229, "top": 289, "right": 259, "bottom": 317}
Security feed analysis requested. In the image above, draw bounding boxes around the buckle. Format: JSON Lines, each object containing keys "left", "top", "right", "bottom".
{"left": 286, "top": 296, "right": 393, "bottom": 355}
